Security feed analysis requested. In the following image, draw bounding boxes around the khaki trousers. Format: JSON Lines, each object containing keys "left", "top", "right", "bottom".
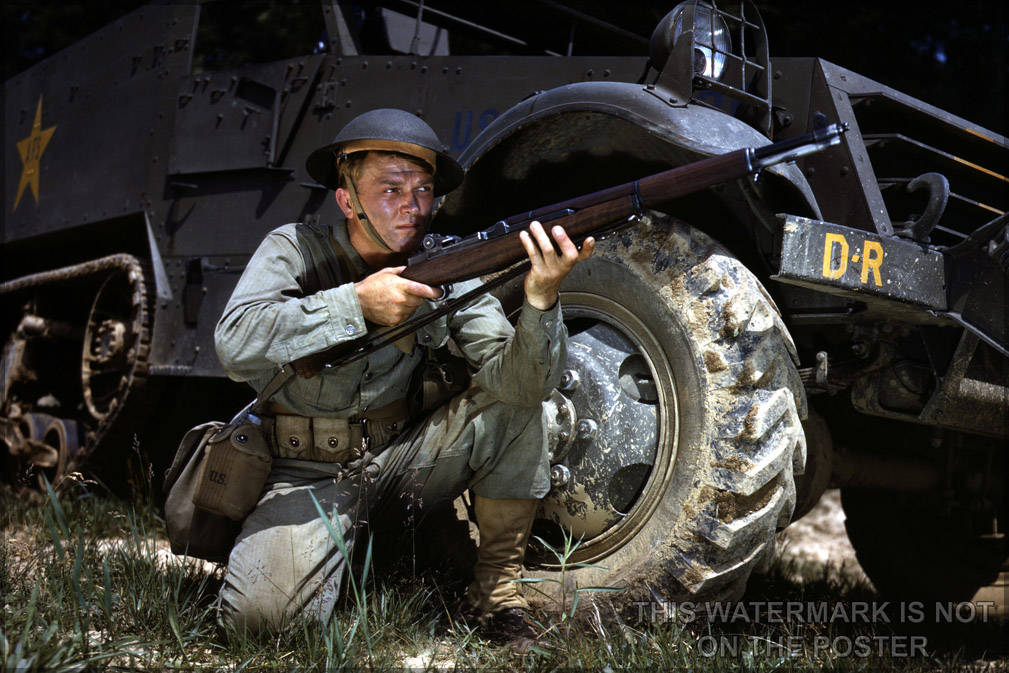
{"left": 217, "top": 386, "right": 550, "bottom": 633}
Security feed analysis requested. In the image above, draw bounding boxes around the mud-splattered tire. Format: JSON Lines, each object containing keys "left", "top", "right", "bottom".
{"left": 524, "top": 211, "right": 807, "bottom": 608}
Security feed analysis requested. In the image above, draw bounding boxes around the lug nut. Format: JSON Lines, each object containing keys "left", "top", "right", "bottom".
{"left": 576, "top": 419, "right": 598, "bottom": 441}
{"left": 558, "top": 370, "right": 580, "bottom": 392}
{"left": 550, "top": 464, "right": 571, "bottom": 488}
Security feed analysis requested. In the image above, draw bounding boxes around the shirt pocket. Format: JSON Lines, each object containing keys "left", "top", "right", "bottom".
{"left": 316, "top": 358, "right": 366, "bottom": 411}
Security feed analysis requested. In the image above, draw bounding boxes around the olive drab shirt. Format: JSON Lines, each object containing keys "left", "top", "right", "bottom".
{"left": 214, "top": 221, "right": 566, "bottom": 417}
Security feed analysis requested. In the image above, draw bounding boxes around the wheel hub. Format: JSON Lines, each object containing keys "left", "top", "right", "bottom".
{"left": 540, "top": 319, "right": 659, "bottom": 542}
{"left": 91, "top": 319, "right": 127, "bottom": 364}
{"left": 81, "top": 270, "right": 147, "bottom": 423}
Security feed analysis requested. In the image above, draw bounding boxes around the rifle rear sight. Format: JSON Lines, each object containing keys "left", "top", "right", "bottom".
{"left": 410, "top": 207, "right": 577, "bottom": 264}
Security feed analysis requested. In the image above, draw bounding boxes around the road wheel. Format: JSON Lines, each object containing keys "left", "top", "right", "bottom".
{"left": 81, "top": 267, "right": 150, "bottom": 426}
{"left": 521, "top": 211, "right": 807, "bottom": 609}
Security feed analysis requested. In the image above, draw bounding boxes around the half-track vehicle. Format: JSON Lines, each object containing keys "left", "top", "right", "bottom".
{"left": 4, "top": 1, "right": 1006, "bottom": 614}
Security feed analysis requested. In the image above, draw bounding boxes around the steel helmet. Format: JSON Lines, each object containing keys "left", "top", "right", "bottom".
{"left": 305, "top": 108, "right": 463, "bottom": 196}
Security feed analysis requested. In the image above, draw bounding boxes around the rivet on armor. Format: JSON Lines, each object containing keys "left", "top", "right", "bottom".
{"left": 235, "top": 434, "right": 247, "bottom": 443}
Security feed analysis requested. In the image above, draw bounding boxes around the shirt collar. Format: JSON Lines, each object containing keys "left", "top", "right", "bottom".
{"left": 331, "top": 221, "right": 371, "bottom": 278}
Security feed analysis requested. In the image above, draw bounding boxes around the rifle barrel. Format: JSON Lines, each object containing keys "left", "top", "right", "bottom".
{"left": 403, "top": 123, "right": 845, "bottom": 287}
{"left": 293, "top": 123, "right": 846, "bottom": 371}
{"left": 401, "top": 148, "right": 752, "bottom": 286}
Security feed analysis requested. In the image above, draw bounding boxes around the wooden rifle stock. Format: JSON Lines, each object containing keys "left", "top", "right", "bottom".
{"left": 288, "top": 123, "right": 847, "bottom": 373}
{"left": 401, "top": 149, "right": 750, "bottom": 286}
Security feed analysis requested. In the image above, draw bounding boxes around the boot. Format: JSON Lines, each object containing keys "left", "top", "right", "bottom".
{"left": 464, "top": 495, "right": 539, "bottom": 643}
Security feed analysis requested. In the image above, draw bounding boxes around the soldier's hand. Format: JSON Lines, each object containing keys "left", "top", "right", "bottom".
{"left": 355, "top": 266, "right": 442, "bottom": 326}
{"left": 520, "top": 221, "right": 594, "bottom": 311}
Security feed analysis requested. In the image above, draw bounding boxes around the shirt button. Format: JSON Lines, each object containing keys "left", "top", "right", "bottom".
{"left": 345, "top": 324, "right": 356, "bottom": 335}
{"left": 544, "top": 320, "right": 552, "bottom": 328}
{"left": 364, "top": 372, "right": 373, "bottom": 381}
{"left": 421, "top": 334, "right": 431, "bottom": 343}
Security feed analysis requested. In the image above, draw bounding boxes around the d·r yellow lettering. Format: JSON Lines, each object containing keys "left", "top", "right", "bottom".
{"left": 861, "top": 240, "right": 884, "bottom": 286}
{"left": 822, "top": 233, "right": 848, "bottom": 279}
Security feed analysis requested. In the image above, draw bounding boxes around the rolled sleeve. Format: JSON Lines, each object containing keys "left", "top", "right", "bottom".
{"left": 514, "top": 299, "right": 563, "bottom": 347}
{"left": 452, "top": 285, "right": 567, "bottom": 406}
{"left": 323, "top": 283, "right": 367, "bottom": 340}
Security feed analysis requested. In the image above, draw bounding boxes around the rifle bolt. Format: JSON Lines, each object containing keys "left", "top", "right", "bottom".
{"left": 558, "top": 370, "right": 580, "bottom": 392}
{"left": 576, "top": 419, "right": 597, "bottom": 441}
{"left": 550, "top": 464, "right": 571, "bottom": 489}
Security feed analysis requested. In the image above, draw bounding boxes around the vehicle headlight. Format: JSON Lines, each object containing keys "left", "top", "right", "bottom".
{"left": 667, "top": 2, "right": 732, "bottom": 80}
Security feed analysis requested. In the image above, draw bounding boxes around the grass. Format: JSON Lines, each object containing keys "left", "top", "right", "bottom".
{"left": 2, "top": 477, "right": 1006, "bottom": 672}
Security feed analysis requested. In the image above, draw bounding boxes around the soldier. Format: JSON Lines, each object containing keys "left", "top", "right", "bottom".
{"left": 213, "top": 108, "right": 594, "bottom": 643}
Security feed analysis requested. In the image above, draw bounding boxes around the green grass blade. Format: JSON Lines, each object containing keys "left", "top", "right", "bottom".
{"left": 71, "top": 536, "right": 85, "bottom": 607}
{"left": 308, "top": 491, "right": 359, "bottom": 601}
{"left": 168, "top": 605, "right": 185, "bottom": 653}
{"left": 42, "top": 475, "right": 70, "bottom": 537}
{"left": 19, "top": 584, "right": 39, "bottom": 645}
{"left": 573, "top": 586, "right": 623, "bottom": 593}
{"left": 43, "top": 507, "right": 65, "bottom": 563}
{"left": 361, "top": 533, "right": 373, "bottom": 589}
{"left": 102, "top": 556, "right": 113, "bottom": 628}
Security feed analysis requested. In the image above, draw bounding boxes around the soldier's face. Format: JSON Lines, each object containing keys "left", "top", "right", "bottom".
{"left": 338, "top": 152, "right": 435, "bottom": 254}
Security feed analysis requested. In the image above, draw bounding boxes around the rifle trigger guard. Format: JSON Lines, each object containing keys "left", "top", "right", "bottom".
{"left": 436, "top": 283, "right": 453, "bottom": 305}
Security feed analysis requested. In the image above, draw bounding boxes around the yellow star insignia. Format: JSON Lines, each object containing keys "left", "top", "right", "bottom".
{"left": 13, "top": 96, "right": 57, "bottom": 212}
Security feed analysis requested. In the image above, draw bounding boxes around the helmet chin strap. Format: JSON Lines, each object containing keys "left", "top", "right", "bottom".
{"left": 340, "top": 157, "right": 395, "bottom": 254}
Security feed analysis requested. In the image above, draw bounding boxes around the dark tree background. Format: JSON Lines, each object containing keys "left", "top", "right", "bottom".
{"left": 3, "top": 1, "right": 1006, "bottom": 134}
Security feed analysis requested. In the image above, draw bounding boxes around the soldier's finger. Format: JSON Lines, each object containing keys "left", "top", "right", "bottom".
{"left": 384, "top": 265, "right": 408, "bottom": 275}
{"left": 577, "top": 236, "right": 596, "bottom": 261}
{"left": 404, "top": 280, "right": 443, "bottom": 299}
{"left": 552, "top": 225, "right": 579, "bottom": 262}
{"left": 519, "top": 230, "right": 543, "bottom": 267}
{"left": 529, "top": 221, "right": 557, "bottom": 261}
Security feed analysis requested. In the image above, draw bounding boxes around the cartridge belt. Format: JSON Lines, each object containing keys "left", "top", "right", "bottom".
{"left": 267, "top": 398, "right": 411, "bottom": 463}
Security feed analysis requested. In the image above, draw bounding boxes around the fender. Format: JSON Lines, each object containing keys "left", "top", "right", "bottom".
{"left": 441, "top": 81, "right": 821, "bottom": 229}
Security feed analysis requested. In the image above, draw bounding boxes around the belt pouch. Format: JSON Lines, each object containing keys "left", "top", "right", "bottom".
{"left": 311, "top": 417, "right": 355, "bottom": 463}
{"left": 274, "top": 415, "right": 355, "bottom": 463}
{"left": 192, "top": 421, "right": 272, "bottom": 520}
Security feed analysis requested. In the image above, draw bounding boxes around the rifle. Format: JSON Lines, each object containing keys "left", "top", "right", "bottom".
{"left": 290, "top": 123, "right": 847, "bottom": 374}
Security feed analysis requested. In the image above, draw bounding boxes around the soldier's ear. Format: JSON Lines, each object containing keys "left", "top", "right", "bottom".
{"left": 334, "top": 188, "right": 354, "bottom": 218}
